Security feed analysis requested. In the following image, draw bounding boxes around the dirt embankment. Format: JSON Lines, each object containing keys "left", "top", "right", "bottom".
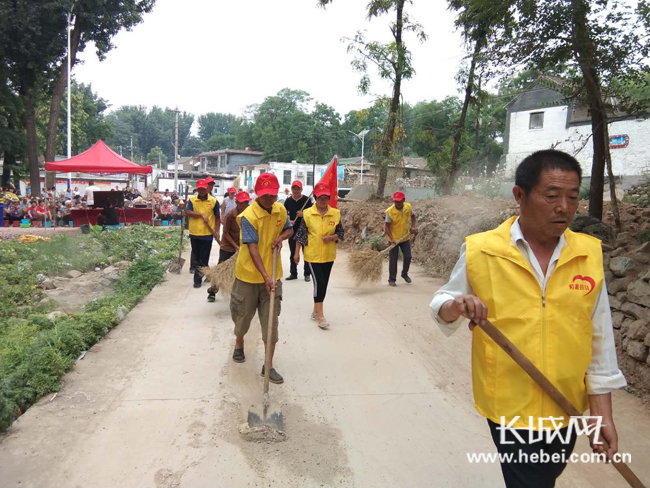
{"left": 340, "top": 195, "right": 519, "bottom": 277}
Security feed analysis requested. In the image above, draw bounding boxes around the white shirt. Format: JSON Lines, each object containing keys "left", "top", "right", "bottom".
{"left": 85, "top": 186, "right": 100, "bottom": 205}
{"left": 429, "top": 218, "right": 626, "bottom": 395}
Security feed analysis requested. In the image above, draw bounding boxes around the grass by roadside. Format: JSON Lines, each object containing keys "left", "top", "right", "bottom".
{"left": 0, "top": 225, "right": 180, "bottom": 431}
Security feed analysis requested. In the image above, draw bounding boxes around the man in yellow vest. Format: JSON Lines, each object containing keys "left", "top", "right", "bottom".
{"left": 385, "top": 191, "right": 418, "bottom": 286}
{"left": 185, "top": 179, "right": 220, "bottom": 289}
{"left": 430, "top": 150, "right": 626, "bottom": 488}
{"left": 230, "top": 173, "right": 294, "bottom": 384}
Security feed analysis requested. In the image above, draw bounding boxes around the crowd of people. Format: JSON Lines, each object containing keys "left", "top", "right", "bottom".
{"left": 0, "top": 182, "right": 146, "bottom": 227}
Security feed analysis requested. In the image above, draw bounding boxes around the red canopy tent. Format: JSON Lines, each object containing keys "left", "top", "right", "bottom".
{"left": 45, "top": 139, "right": 152, "bottom": 174}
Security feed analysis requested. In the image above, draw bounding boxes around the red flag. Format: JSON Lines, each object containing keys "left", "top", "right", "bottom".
{"left": 317, "top": 155, "right": 338, "bottom": 208}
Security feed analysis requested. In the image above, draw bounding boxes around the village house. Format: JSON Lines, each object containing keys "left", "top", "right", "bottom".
{"left": 238, "top": 161, "right": 329, "bottom": 195}
{"left": 197, "top": 148, "right": 263, "bottom": 173}
{"left": 503, "top": 75, "right": 650, "bottom": 179}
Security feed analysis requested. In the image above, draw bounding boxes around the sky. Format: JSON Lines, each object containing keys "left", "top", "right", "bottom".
{"left": 75, "top": 0, "right": 467, "bottom": 120}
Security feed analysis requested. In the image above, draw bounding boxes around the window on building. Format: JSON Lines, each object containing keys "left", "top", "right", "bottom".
{"left": 529, "top": 112, "right": 544, "bottom": 129}
{"left": 307, "top": 171, "right": 314, "bottom": 186}
{"left": 283, "top": 170, "right": 292, "bottom": 185}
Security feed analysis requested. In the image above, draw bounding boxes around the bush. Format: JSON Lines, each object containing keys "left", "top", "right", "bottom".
{"left": 0, "top": 226, "right": 179, "bottom": 431}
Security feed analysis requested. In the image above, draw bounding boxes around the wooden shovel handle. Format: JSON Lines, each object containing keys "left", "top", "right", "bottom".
{"left": 477, "top": 319, "right": 645, "bottom": 488}
{"left": 263, "top": 248, "right": 278, "bottom": 396}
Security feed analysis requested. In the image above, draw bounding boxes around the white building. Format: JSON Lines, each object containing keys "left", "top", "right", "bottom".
{"left": 503, "top": 76, "right": 650, "bottom": 178}
{"left": 238, "top": 161, "right": 328, "bottom": 196}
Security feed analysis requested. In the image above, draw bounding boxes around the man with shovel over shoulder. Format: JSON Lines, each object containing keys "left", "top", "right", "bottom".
{"left": 429, "top": 150, "right": 627, "bottom": 488}
{"left": 230, "top": 173, "right": 293, "bottom": 384}
{"left": 185, "top": 179, "right": 220, "bottom": 290}
{"left": 385, "top": 191, "right": 418, "bottom": 287}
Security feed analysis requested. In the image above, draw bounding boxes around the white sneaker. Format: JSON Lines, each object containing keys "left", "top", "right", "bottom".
{"left": 317, "top": 317, "right": 330, "bottom": 329}
{"left": 310, "top": 312, "right": 318, "bottom": 321}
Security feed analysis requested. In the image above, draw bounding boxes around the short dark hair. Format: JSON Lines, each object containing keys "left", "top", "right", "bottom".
{"left": 515, "top": 150, "right": 582, "bottom": 194}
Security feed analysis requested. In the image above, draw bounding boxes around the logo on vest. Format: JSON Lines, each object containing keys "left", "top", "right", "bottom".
{"left": 569, "top": 275, "right": 595, "bottom": 296}
{"left": 276, "top": 219, "right": 282, "bottom": 226}
{"left": 329, "top": 220, "right": 336, "bottom": 226}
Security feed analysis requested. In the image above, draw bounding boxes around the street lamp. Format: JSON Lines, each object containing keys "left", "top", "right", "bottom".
{"left": 349, "top": 129, "right": 369, "bottom": 184}
{"left": 66, "top": 3, "right": 76, "bottom": 189}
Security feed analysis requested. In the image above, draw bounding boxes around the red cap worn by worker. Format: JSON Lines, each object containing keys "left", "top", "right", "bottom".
{"left": 236, "top": 191, "right": 251, "bottom": 203}
{"left": 196, "top": 179, "right": 208, "bottom": 189}
{"left": 255, "top": 173, "right": 280, "bottom": 197}
{"left": 227, "top": 187, "right": 236, "bottom": 193}
{"left": 204, "top": 177, "right": 215, "bottom": 184}
{"left": 291, "top": 180, "right": 303, "bottom": 189}
{"left": 393, "top": 191, "right": 406, "bottom": 202}
{"left": 314, "top": 182, "right": 330, "bottom": 197}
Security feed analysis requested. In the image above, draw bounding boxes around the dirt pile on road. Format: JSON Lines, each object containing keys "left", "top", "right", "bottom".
{"left": 340, "top": 195, "right": 519, "bottom": 278}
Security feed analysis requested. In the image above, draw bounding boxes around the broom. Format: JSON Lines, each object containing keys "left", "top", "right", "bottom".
{"left": 199, "top": 250, "right": 239, "bottom": 295}
{"left": 349, "top": 233, "right": 411, "bottom": 285}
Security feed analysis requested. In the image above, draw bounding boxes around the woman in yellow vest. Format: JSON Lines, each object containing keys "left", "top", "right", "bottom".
{"left": 430, "top": 150, "right": 626, "bottom": 488}
{"left": 385, "top": 191, "right": 418, "bottom": 287}
{"left": 293, "top": 182, "right": 344, "bottom": 329}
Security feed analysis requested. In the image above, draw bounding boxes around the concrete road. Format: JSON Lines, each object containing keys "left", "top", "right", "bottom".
{"left": 1, "top": 247, "right": 649, "bottom": 487}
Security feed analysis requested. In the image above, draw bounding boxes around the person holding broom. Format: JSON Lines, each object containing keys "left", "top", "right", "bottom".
{"left": 293, "top": 182, "right": 344, "bottom": 329}
{"left": 185, "top": 179, "right": 220, "bottom": 289}
{"left": 207, "top": 191, "right": 251, "bottom": 301}
{"left": 230, "top": 173, "right": 293, "bottom": 384}
{"left": 429, "top": 150, "right": 626, "bottom": 488}
{"left": 385, "top": 191, "right": 418, "bottom": 287}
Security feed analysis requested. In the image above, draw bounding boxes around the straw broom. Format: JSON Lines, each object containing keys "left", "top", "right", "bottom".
{"left": 199, "top": 250, "right": 239, "bottom": 295}
{"left": 348, "top": 233, "right": 410, "bottom": 285}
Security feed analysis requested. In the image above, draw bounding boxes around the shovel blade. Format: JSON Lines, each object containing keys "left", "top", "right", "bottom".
{"left": 247, "top": 401, "right": 283, "bottom": 431}
{"left": 168, "top": 257, "right": 186, "bottom": 274}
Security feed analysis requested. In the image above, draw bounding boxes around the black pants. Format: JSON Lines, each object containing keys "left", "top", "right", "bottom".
{"left": 388, "top": 240, "right": 412, "bottom": 282}
{"left": 487, "top": 419, "right": 577, "bottom": 488}
{"left": 288, "top": 236, "right": 310, "bottom": 277}
{"left": 307, "top": 261, "right": 333, "bottom": 303}
{"left": 190, "top": 238, "right": 213, "bottom": 285}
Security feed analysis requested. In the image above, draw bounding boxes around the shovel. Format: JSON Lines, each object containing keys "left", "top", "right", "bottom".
{"left": 474, "top": 317, "right": 645, "bottom": 488}
{"left": 168, "top": 184, "right": 190, "bottom": 274}
{"left": 247, "top": 247, "right": 283, "bottom": 431}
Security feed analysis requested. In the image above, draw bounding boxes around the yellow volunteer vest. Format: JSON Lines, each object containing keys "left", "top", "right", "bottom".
{"left": 386, "top": 202, "right": 412, "bottom": 242}
{"left": 235, "top": 200, "right": 287, "bottom": 284}
{"left": 188, "top": 195, "right": 218, "bottom": 236}
{"left": 303, "top": 205, "right": 341, "bottom": 263}
{"left": 466, "top": 216, "right": 603, "bottom": 429}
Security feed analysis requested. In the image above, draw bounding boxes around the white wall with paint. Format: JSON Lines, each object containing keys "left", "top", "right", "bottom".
{"left": 505, "top": 106, "right": 650, "bottom": 178}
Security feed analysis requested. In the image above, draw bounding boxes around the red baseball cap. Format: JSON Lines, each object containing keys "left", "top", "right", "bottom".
{"left": 204, "top": 177, "right": 215, "bottom": 184}
{"left": 314, "top": 182, "right": 330, "bottom": 197}
{"left": 255, "top": 173, "right": 280, "bottom": 197}
{"left": 393, "top": 191, "right": 406, "bottom": 202}
{"left": 227, "top": 187, "right": 236, "bottom": 193}
{"left": 236, "top": 191, "right": 251, "bottom": 203}
{"left": 196, "top": 179, "right": 208, "bottom": 189}
{"left": 291, "top": 180, "right": 303, "bottom": 189}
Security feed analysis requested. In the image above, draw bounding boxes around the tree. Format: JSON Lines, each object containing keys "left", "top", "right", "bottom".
{"left": 180, "top": 136, "right": 204, "bottom": 157}
{"left": 487, "top": 0, "right": 650, "bottom": 221}
{"left": 43, "top": 0, "right": 155, "bottom": 188}
{"left": 205, "top": 133, "right": 236, "bottom": 151}
{"left": 319, "top": 0, "right": 427, "bottom": 197}
{"left": 147, "top": 146, "right": 166, "bottom": 167}
{"left": 197, "top": 112, "right": 239, "bottom": 142}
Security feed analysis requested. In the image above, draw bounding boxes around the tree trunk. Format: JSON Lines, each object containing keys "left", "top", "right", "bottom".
{"left": 473, "top": 75, "right": 482, "bottom": 175}
{"left": 442, "top": 36, "right": 482, "bottom": 195}
{"left": 22, "top": 87, "right": 41, "bottom": 198}
{"left": 375, "top": 0, "right": 405, "bottom": 198}
{"left": 604, "top": 133, "right": 622, "bottom": 232}
{"left": 572, "top": 0, "right": 607, "bottom": 220}
{"left": 45, "top": 19, "right": 81, "bottom": 189}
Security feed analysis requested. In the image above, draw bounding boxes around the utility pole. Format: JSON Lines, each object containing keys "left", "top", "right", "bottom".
{"left": 174, "top": 107, "right": 179, "bottom": 189}
{"left": 130, "top": 136, "right": 134, "bottom": 188}
{"left": 66, "top": 3, "right": 75, "bottom": 190}
{"left": 350, "top": 129, "right": 369, "bottom": 185}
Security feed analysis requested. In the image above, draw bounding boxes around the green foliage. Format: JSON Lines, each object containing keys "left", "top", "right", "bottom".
{"left": 363, "top": 235, "right": 385, "bottom": 251}
{"left": 0, "top": 226, "right": 179, "bottom": 431}
{"left": 147, "top": 146, "right": 167, "bottom": 166}
{"left": 180, "top": 136, "right": 204, "bottom": 157}
{"left": 105, "top": 106, "right": 194, "bottom": 162}
{"left": 197, "top": 112, "right": 239, "bottom": 141}
{"left": 639, "top": 229, "right": 650, "bottom": 244}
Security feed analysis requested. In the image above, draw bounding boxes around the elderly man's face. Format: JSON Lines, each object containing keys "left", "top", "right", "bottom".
{"left": 514, "top": 169, "right": 580, "bottom": 239}
{"left": 394, "top": 200, "right": 404, "bottom": 210}
{"left": 257, "top": 193, "right": 277, "bottom": 211}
